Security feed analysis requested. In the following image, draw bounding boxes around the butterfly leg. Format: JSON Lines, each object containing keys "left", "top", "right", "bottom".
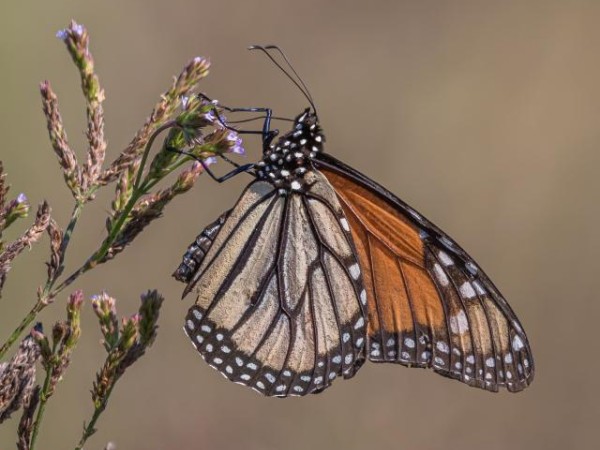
{"left": 165, "top": 147, "right": 256, "bottom": 183}
{"left": 198, "top": 93, "right": 278, "bottom": 151}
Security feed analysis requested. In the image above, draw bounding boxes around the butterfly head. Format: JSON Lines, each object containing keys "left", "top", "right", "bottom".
{"left": 256, "top": 108, "right": 325, "bottom": 193}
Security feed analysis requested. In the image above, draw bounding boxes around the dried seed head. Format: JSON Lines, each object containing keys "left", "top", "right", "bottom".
{"left": 46, "top": 218, "right": 64, "bottom": 281}
{"left": 0, "top": 329, "right": 41, "bottom": 423}
{"left": 0, "top": 202, "right": 51, "bottom": 296}
{"left": 92, "top": 292, "right": 118, "bottom": 350}
{"left": 99, "top": 56, "right": 211, "bottom": 185}
{"left": 40, "top": 81, "right": 81, "bottom": 199}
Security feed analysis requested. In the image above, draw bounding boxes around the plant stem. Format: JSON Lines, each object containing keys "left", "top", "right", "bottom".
{"left": 75, "top": 383, "right": 117, "bottom": 450}
{"left": 0, "top": 302, "right": 44, "bottom": 359}
{"left": 0, "top": 198, "right": 87, "bottom": 359}
{"left": 29, "top": 363, "right": 54, "bottom": 450}
{"left": 53, "top": 121, "right": 178, "bottom": 286}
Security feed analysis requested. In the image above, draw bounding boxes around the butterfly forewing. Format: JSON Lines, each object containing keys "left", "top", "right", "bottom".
{"left": 315, "top": 153, "right": 534, "bottom": 392}
{"left": 183, "top": 171, "right": 367, "bottom": 396}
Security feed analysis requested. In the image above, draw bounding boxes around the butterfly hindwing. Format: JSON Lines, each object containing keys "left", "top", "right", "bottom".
{"left": 183, "top": 171, "right": 367, "bottom": 396}
{"left": 315, "top": 153, "right": 534, "bottom": 393}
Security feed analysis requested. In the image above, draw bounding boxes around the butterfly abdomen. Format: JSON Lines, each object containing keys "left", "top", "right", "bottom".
{"left": 173, "top": 210, "right": 230, "bottom": 284}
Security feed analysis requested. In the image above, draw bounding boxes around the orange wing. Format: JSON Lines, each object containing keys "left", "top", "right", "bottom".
{"left": 315, "top": 154, "right": 534, "bottom": 393}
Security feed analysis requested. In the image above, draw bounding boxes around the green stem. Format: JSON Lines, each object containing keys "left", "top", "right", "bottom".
{"left": 0, "top": 302, "right": 44, "bottom": 360}
{"left": 75, "top": 383, "right": 117, "bottom": 450}
{"left": 53, "top": 121, "right": 178, "bottom": 285}
{"left": 0, "top": 198, "right": 86, "bottom": 359}
{"left": 29, "top": 364, "right": 55, "bottom": 450}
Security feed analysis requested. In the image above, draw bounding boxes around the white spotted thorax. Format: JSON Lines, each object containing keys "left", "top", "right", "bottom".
{"left": 255, "top": 109, "right": 324, "bottom": 194}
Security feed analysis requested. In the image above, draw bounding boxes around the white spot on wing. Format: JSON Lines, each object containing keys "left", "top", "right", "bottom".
{"left": 512, "top": 335, "right": 524, "bottom": 351}
{"left": 349, "top": 263, "right": 361, "bottom": 280}
{"left": 265, "top": 373, "right": 276, "bottom": 383}
{"left": 486, "top": 357, "right": 495, "bottom": 368}
{"left": 404, "top": 337, "right": 415, "bottom": 349}
{"left": 192, "top": 310, "right": 203, "bottom": 320}
{"left": 504, "top": 354, "right": 513, "bottom": 364}
{"left": 340, "top": 217, "right": 350, "bottom": 232}
{"left": 450, "top": 310, "right": 469, "bottom": 334}
{"left": 436, "top": 341, "right": 450, "bottom": 354}
{"left": 186, "top": 320, "right": 194, "bottom": 330}
{"left": 433, "top": 264, "right": 449, "bottom": 286}
{"left": 438, "top": 251, "right": 454, "bottom": 266}
{"left": 472, "top": 280, "right": 486, "bottom": 295}
{"left": 354, "top": 317, "right": 364, "bottom": 329}
{"left": 360, "top": 289, "right": 367, "bottom": 305}
{"left": 459, "top": 282, "right": 477, "bottom": 299}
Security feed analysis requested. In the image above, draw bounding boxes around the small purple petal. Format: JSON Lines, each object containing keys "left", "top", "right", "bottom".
{"left": 181, "top": 96, "right": 190, "bottom": 110}
{"left": 230, "top": 144, "right": 245, "bottom": 155}
{"left": 16, "top": 193, "right": 28, "bottom": 204}
{"left": 56, "top": 29, "right": 68, "bottom": 40}
{"left": 202, "top": 110, "right": 215, "bottom": 123}
{"left": 72, "top": 23, "right": 84, "bottom": 37}
{"left": 203, "top": 156, "right": 218, "bottom": 166}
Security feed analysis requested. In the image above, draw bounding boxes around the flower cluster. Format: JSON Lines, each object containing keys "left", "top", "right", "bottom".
{"left": 0, "top": 19, "right": 242, "bottom": 450}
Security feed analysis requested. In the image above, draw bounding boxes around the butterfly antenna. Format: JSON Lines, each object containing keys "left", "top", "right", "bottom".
{"left": 264, "top": 45, "right": 315, "bottom": 104}
{"left": 248, "top": 45, "right": 318, "bottom": 117}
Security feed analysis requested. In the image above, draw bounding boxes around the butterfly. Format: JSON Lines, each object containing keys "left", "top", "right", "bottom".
{"left": 173, "top": 47, "right": 534, "bottom": 397}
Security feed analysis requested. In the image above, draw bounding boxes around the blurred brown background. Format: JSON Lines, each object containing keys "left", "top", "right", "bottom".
{"left": 1, "top": 1, "right": 598, "bottom": 449}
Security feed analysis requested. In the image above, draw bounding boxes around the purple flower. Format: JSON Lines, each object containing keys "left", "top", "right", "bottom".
{"left": 202, "top": 109, "right": 216, "bottom": 124}
{"left": 16, "top": 193, "right": 28, "bottom": 204}
{"left": 226, "top": 131, "right": 245, "bottom": 155}
{"left": 181, "top": 96, "right": 190, "bottom": 111}
{"left": 56, "top": 29, "right": 68, "bottom": 41}
{"left": 203, "top": 156, "right": 218, "bottom": 166}
{"left": 72, "top": 22, "right": 85, "bottom": 37}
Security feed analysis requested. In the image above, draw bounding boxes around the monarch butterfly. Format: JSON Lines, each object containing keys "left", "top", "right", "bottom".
{"left": 174, "top": 46, "right": 534, "bottom": 397}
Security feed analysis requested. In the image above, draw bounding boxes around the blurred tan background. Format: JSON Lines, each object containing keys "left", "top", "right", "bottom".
{"left": 1, "top": 0, "right": 598, "bottom": 449}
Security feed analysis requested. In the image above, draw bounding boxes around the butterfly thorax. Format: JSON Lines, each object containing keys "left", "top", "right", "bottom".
{"left": 255, "top": 109, "right": 324, "bottom": 194}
